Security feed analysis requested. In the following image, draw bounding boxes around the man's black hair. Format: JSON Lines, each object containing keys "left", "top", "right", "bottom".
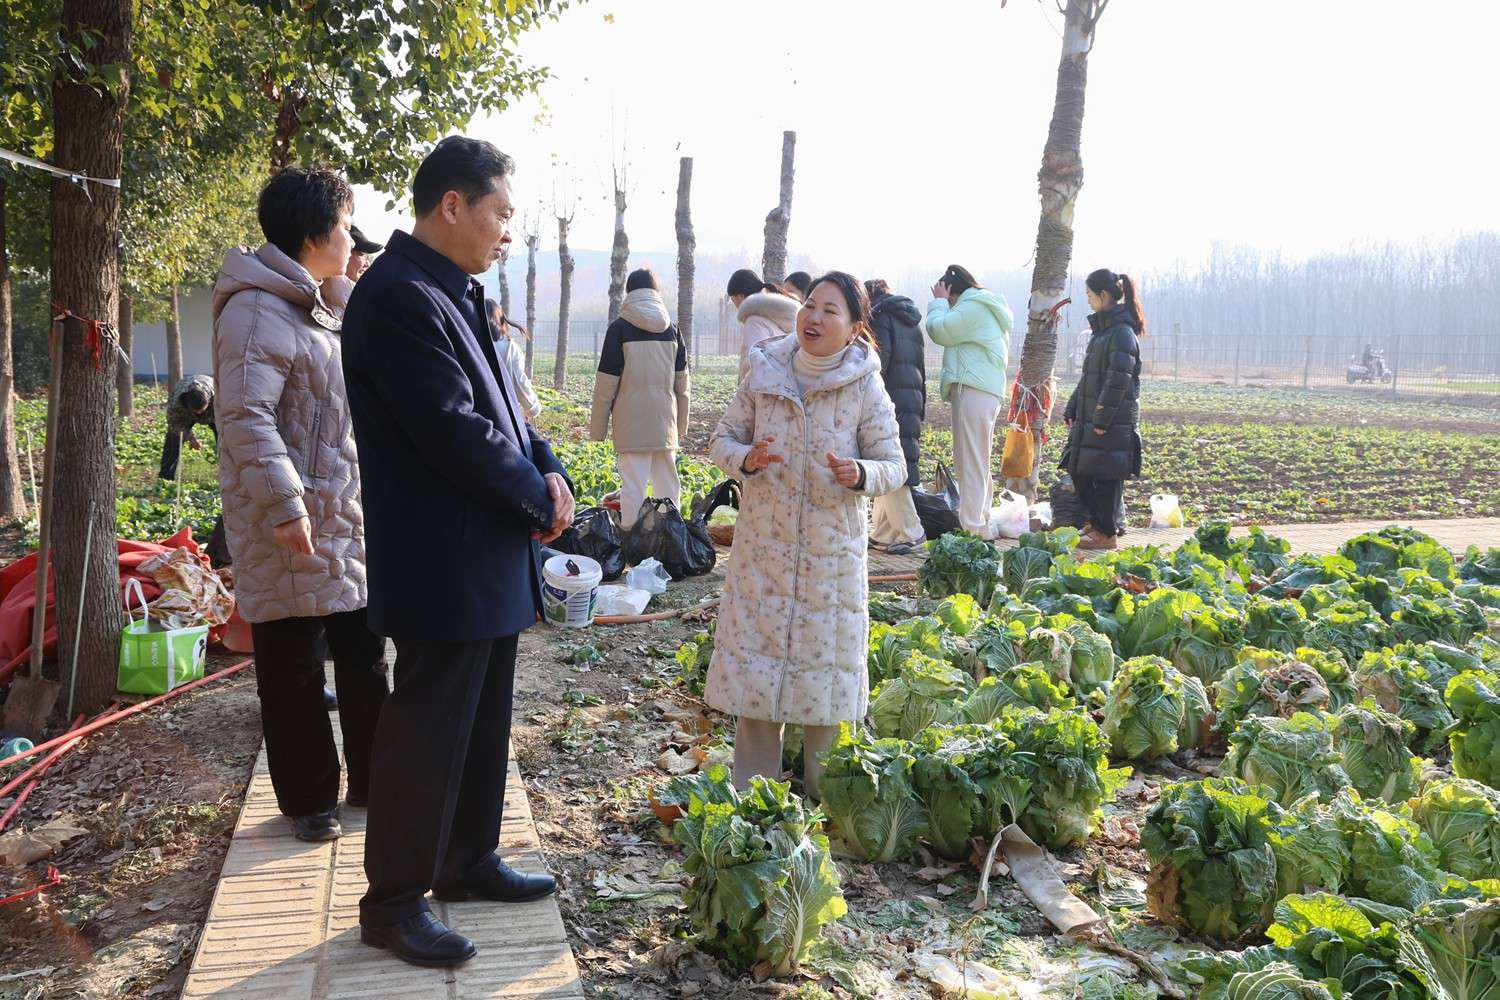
{"left": 412, "top": 136, "right": 515, "bottom": 217}
{"left": 182, "top": 386, "right": 211, "bottom": 412}
{"left": 257, "top": 166, "right": 353, "bottom": 262}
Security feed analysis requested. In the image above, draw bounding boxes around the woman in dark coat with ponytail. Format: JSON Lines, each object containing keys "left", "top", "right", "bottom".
{"left": 864, "top": 279, "right": 927, "bottom": 552}
{"left": 1062, "top": 269, "right": 1144, "bottom": 551}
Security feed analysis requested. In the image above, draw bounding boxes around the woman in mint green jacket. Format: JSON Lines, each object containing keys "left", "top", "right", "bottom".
{"left": 925, "top": 265, "right": 1013, "bottom": 537}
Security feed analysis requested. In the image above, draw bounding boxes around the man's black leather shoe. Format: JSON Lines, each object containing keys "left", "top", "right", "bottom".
{"left": 432, "top": 859, "right": 557, "bottom": 903}
{"left": 288, "top": 810, "right": 341, "bottom": 842}
{"left": 360, "top": 912, "right": 476, "bottom": 968}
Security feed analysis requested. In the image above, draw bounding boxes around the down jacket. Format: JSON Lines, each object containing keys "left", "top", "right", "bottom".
{"left": 212, "top": 244, "right": 366, "bottom": 623}
{"left": 869, "top": 292, "right": 925, "bottom": 487}
{"left": 736, "top": 290, "right": 800, "bottom": 382}
{"left": 924, "top": 287, "right": 1013, "bottom": 400}
{"left": 589, "top": 288, "right": 691, "bottom": 452}
{"left": 706, "top": 336, "right": 907, "bottom": 726}
{"left": 1062, "top": 304, "right": 1142, "bottom": 481}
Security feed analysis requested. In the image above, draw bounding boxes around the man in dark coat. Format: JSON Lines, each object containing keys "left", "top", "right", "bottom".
{"left": 865, "top": 279, "right": 927, "bottom": 552}
{"left": 342, "top": 136, "right": 574, "bottom": 968}
{"left": 1062, "top": 275, "right": 1142, "bottom": 550}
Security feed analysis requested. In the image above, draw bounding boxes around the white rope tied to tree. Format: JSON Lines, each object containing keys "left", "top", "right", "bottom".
{"left": 0, "top": 147, "right": 120, "bottom": 200}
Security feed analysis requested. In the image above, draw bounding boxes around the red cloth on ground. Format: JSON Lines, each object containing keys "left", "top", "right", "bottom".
{"left": 0, "top": 528, "right": 225, "bottom": 684}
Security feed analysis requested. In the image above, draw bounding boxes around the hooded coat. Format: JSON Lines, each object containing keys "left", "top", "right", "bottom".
{"left": 211, "top": 244, "right": 366, "bottom": 623}
{"left": 924, "top": 287, "right": 1013, "bottom": 400}
{"left": 1062, "top": 304, "right": 1142, "bottom": 481}
{"left": 736, "top": 290, "right": 800, "bottom": 382}
{"left": 706, "top": 336, "right": 907, "bottom": 726}
{"left": 590, "top": 288, "right": 691, "bottom": 452}
{"left": 869, "top": 292, "right": 926, "bottom": 487}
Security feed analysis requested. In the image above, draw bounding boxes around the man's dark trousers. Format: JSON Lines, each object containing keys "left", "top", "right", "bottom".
{"left": 159, "top": 423, "right": 217, "bottom": 481}
{"left": 248, "top": 609, "right": 389, "bottom": 816}
{"left": 359, "top": 633, "right": 518, "bottom": 926}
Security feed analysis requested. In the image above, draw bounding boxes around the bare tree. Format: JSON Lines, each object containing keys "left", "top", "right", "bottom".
{"left": 164, "top": 284, "right": 183, "bottom": 390}
{"left": 116, "top": 292, "right": 132, "bottom": 418}
{"left": 606, "top": 155, "right": 630, "bottom": 324}
{"left": 553, "top": 198, "right": 576, "bottom": 391}
{"left": 676, "top": 156, "right": 695, "bottom": 364}
{"left": 497, "top": 258, "right": 511, "bottom": 319}
{"left": 0, "top": 175, "right": 24, "bottom": 517}
{"left": 523, "top": 211, "right": 539, "bottom": 378}
{"left": 51, "top": 0, "right": 129, "bottom": 713}
{"left": 1009, "top": 0, "right": 1111, "bottom": 498}
{"left": 761, "top": 131, "right": 795, "bottom": 284}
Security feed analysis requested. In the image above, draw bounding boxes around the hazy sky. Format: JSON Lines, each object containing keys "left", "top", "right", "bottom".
{"left": 352, "top": 0, "right": 1498, "bottom": 279}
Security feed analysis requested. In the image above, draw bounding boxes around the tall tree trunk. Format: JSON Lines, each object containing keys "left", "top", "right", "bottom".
{"left": 164, "top": 285, "right": 182, "bottom": 389}
{"left": 116, "top": 292, "right": 132, "bottom": 418}
{"left": 497, "top": 261, "right": 511, "bottom": 319}
{"left": 0, "top": 176, "right": 25, "bottom": 518}
{"left": 50, "top": 0, "right": 129, "bottom": 714}
{"left": 553, "top": 215, "right": 573, "bottom": 391}
{"left": 1009, "top": 0, "right": 1106, "bottom": 499}
{"left": 761, "top": 131, "right": 795, "bottom": 284}
{"left": 606, "top": 180, "right": 628, "bottom": 324}
{"left": 269, "top": 83, "right": 305, "bottom": 171}
{"left": 675, "top": 157, "right": 695, "bottom": 365}
{"left": 524, "top": 232, "right": 538, "bottom": 378}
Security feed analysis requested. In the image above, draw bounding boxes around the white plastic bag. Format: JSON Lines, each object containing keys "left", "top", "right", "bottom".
{"left": 1029, "top": 501, "right": 1053, "bottom": 529}
{"left": 989, "top": 490, "right": 1030, "bottom": 540}
{"left": 594, "top": 585, "right": 651, "bottom": 617}
{"left": 1149, "top": 493, "right": 1184, "bottom": 529}
{"left": 624, "top": 558, "right": 671, "bottom": 595}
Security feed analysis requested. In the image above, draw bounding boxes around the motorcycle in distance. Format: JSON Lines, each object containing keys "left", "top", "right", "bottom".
{"left": 1347, "top": 348, "right": 1392, "bottom": 384}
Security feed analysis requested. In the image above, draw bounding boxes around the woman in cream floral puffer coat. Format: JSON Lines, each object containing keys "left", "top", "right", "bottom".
{"left": 707, "top": 272, "right": 907, "bottom": 797}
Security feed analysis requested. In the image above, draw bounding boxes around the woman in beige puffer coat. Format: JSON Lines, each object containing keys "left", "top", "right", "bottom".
{"left": 589, "top": 268, "right": 690, "bottom": 529}
{"left": 213, "top": 166, "right": 388, "bottom": 844}
{"left": 727, "top": 268, "right": 800, "bottom": 383}
{"left": 707, "top": 271, "right": 907, "bottom": 797}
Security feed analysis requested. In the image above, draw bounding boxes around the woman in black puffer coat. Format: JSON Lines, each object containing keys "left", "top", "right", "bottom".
{"left": 1062, "top": 269, "right": 1144, "bottom": 551}
{"left": 865, "top": 279, "right": 927, "bottom": 551}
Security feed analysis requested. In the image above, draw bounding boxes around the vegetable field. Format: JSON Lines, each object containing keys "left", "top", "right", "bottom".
{"left": 1, "top": 360, "right": 1494, "bottom": 998}
{"left": 542, "top": 357, "right": 1500, "bottom": 526}
{"left": 514, "top": 363, "right": 1499, "bottom": 999}
{"left": 514, "top": 517, "right": 1499, "bottom": 999}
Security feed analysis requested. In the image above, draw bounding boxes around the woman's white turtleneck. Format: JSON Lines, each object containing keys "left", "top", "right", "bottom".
{"left": 792, "top": 344, "right": 849, "bottom": 397}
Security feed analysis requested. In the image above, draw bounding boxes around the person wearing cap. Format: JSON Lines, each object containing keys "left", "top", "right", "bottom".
{"left": 346, "top": 225, "right": 384, "bottom": 282}
{"left": 925, "top": 264, "right": 1012, "bottom": 539}
{"left": 159, "top": 373, "right": 217, "bottom": 481}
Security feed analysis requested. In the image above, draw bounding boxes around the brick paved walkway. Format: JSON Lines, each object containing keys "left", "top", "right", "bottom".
{"left": 182, "top": 665, "right": 581, "bottom": 999}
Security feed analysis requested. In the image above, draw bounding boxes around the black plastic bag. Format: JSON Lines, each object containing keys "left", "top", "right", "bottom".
{"left": 689, "top": 478, "right": 741, "bottom": 522}
{"left": 1050, "top": 473, "right": 1088, "bottom": 530}
{"left": 1049, "top": 473, "right": 1127, "bottom": 536}
{"left": 622, "top": 497, "right": 715, "bottom": 580}
{"left": 912, "top": 462, "right": 962, "bottom": 540}
{"left": 552, "top": 505, "right": 626, "bottom": 581}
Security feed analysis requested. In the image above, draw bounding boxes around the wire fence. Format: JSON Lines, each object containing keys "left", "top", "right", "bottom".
{"left": 522, "top": 318, "right": 1500, "bottom": 402}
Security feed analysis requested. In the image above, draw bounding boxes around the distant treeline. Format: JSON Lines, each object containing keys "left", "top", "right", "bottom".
{"left": 1145, "top": 234, "right": 1500, "bottom": 342}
